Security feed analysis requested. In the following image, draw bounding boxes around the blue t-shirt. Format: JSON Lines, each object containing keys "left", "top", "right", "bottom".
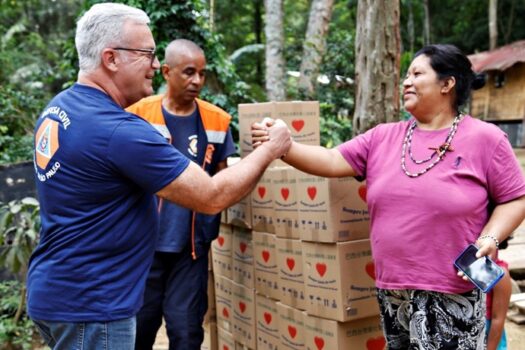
{"left": 156, "top": 105, "right": 235, "bottom": 253}
{"left": 28, "top": 84, "right": 190, "bottom": 322}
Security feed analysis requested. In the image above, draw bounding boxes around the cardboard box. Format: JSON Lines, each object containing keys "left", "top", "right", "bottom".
{"left": 271, "top": 167, "right": 300, "bottom": 239}
{"left": 227, "top": 194, "right": 252, "bottom": 229}
{"left": 302, "top": 240, "right": 379, "bottom": 322}
{"left": 204, "top": 270, "right": 216, "bottom": 325}
{"left": 232, "top": 227, "right": 255, "bottom": 289}
{"left": 276, "top": 302, "right": 306, "bottom": 350}
{"left": 274, "top": 101, "right": 320, "bottom": 146}
{"left": 276, "top": 238, "right": 306, "bottom": 310}
{"left": 253, "top": 231, "right": 280, "bottom": 300}
{"left": 303, "top": 314, "right": 385, "bottom": 350}
{"left": 226, "top": 158, "right": 252, "bottom": 229}
{"left": 201, "top": 320, "right": 218, "bottom": 350}
{"left": 238, "top": 102, "right": 274, "bottom": 159}
{"left": 255, "top": 294, "right": 280, "bottom": 350}
{"left": 215, "top": 274, "right": 233, "bottom": 333}
{"left": 217, "top": 327, "right": 235, "bottom": 350}
{"left": 235, "top": 342, "right": 254, "bottom": 350}
{"left": 238, "top": 101, "right": 321, "bottom": 159}
{"left": 296, "top": 173, "right": 369, "bottom": 242}
{"left": 232, "top": 281, "right": 256, "bottom": 349}
{"left": 251, "top": 170, "right": 276, "bottom": 233}
{"left": 212, "top": 224, "right": 233, "bottom": 279}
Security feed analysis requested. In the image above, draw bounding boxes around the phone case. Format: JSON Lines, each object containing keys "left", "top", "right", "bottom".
{"left": 454, "top": 244, "right": 505, "bottom": 293}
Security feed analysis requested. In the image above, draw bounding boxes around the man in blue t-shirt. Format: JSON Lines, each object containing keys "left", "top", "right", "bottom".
{"left": 127, "top": 40, "right": 237, "bottom": 349}
{"left": 28, "top": 4, "right": 291, "bottom": 350}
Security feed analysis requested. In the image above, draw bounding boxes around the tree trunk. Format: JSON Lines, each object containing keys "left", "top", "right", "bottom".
{"left": 407, "top": 0, "right": 414, "bottom": 53}
{"left": 298, "top": 0, "right": 335, "bottom": 99}
{"left": 489, "top": 0, "right": 498, "bottom": 49}
{"left": 254, "top": 0, "right": 263, "bottom": 85}
{"left": 264, "top": 0, "right": 286, "bottom": 101}
{"left": 209, "top": 0, "right": 215, "bottom": 32}
{"left": 504, "top": 0, "right": 516, "bottom": 45}
{"left": 353, "top": 0, "right": 400, "bottom": 136}
{"left": 423, "top": 0, "right": 430, "bottom": 45}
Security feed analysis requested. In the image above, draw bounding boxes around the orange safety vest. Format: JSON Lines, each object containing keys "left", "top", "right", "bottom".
{"left": 127, "top": 95, "right": 232, "bottom": 259}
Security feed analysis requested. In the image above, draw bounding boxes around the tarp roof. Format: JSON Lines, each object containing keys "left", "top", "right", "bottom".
{"left": 468, "top": 40, "right": 525, "bottom": 72}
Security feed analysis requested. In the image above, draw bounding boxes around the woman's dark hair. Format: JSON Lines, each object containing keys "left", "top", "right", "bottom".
{"left": 414, "top": 44, "right": 484, "bottom": 112}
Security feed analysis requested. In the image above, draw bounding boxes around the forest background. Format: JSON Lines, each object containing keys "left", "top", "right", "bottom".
{"left": 2, "top": 0, "right": 525, "bottom": 165}
{"left": 0, "top": 0, "right": 525, "bottom": 348}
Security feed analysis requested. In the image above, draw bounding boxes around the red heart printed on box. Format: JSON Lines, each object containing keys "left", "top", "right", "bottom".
{"left": 314, "top": 336, "right": 325, "bottom": 350}
{"left": 239, "top": 302, "right": 246, "bottom": 313}
{"left": 286, "top": 257, "right": 295, "bottom": 271}
{"left": 307, "top": 186, "right": 317, "bottom": 200}
{"left": 264, "top": 312, "right": 272, "bottom": 325}
{"left": 258, "top": 186, "right": 266, "bottom": 199}
{"left": 365, "top": 261, "right": 376, "bottom": 280}
{"left": 288, "top": 325, "right": 297, "bottom": 339}
{"left": 240, "top": 242, "right": 247, "bottom": 253}
{"left": 281, "top": 187, "right": 290, "bottom": 200}
{"left": 291, "top": 119, "right": 305, "bottom": 132}
{"left": 222, "top": 307, "right": 229, "bottom": 318}
{"left": 366, "top": 336, "right": 386, "bottom": 350}
{"left": 316, "top": 262, "right": 327, "bottom": 277}
{"left": 217, "top": 236, "right": 224, "bottom": 247}
{"left": 262, "top": 250, "right": 270, "bottom": 263}
{"left": 358, "top": 185, "right": 367, "bottom": 203}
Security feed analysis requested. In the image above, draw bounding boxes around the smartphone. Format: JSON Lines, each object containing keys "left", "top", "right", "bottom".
{"left": 454, "top": 244, "right": 505, "bottom": 293}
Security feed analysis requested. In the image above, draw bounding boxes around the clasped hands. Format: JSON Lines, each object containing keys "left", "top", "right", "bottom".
{"left": 251, "top": 117, "right": 291, "bottom": 158}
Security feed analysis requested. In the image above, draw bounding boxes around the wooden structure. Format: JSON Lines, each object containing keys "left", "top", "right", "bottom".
{"left": 468, "top": 40, "right": 525, "bottom": 121}
{"left": 468, "top": 40, "right": 525, "bottom": 147}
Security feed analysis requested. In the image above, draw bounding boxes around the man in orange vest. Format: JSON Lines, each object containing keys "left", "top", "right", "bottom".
{"left": 127, "top": 39, "right": 236, "bottom": 349}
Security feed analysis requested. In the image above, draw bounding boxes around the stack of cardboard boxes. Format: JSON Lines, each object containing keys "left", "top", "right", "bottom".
{"left": 209, "top": 101, "right": 385, "bottom": 350}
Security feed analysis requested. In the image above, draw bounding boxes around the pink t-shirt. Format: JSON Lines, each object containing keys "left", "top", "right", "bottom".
{"left": 337, "top": 116, "right": 525, "bottom": 294}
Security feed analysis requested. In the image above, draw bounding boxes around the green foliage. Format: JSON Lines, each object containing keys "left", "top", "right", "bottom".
{"left": 0, "top": 281, "right": 39, "bottom": 350}
{"left": 319, "top": 103, "right": 353, "bottom": 149}
{"left": 0, "top": 134, "right": 33, "bottom": 166}
{"left": 0, "top": 0, "right": 81, "bottom": 165}
{"left": 0, "top": 198, "right": 40, "bottom": 276}
{"left": 85, "top": 0, "right": 254, "bottom": 145}
{"left": 0, "top": 198, "right": 41, "bottom": 350}
{"left": 0, "top": 85, "right": 44, "bottom": 165}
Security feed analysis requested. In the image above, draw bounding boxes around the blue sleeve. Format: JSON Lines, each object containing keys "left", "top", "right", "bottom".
{"left": 107, "top": 118, "right": 190, "bottom": 194}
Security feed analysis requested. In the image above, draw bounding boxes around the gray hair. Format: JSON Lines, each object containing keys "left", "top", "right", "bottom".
{"left": 75, "top": 3, "right": 150, "bottom": 73}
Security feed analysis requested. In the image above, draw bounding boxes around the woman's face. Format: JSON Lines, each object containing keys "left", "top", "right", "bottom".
{"left": 403, "top": 54, "right": 449, "bottom": 117}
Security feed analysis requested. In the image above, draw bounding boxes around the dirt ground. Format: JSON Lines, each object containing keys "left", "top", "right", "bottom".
{"left": 152, "top": 320, "right": 525, "bottom": 349}
{"left": 506, "top": 320, "right": 525, "bottom": 349}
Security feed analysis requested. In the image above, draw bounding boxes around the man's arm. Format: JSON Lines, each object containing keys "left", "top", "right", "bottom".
{"left": 157, "top": 120, "right": 290, "bottom": 214}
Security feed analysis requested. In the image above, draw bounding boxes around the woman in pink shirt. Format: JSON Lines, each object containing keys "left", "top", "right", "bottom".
{"left": 253, "top": 44, "right": 525, "bottom": 349}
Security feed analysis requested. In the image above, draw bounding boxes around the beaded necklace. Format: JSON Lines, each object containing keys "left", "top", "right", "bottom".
{"left": 401, "top": 114, "right": 463, "bottom": 178}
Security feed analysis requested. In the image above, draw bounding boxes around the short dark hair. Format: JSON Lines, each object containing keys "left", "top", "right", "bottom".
{"left": 414, "top": 44, "right": 483, "bottom": 112}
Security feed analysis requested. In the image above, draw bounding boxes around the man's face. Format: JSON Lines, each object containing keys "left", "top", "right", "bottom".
{"left": 163, "top": 50, "right": 206, "bottom": 104}
{"left": 115, "top": 22, "right": 160, "bottom": 107}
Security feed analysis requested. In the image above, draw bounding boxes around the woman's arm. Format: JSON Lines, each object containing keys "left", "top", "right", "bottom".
{"left": 476, "top": 196, "right": 525, "bottom": 259}
{"left": 252, "top": 119, "right": 357, "bottom": 178}
{"left": 486, "top": 267, "right": 512, "bottom": 350}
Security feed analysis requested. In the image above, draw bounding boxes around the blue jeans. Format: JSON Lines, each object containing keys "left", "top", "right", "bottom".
{"left": 33, "top": 317, "right": 136, "bottom": 350}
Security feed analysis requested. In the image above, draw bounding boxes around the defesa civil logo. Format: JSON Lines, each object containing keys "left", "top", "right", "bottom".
{"left": 35, "top": 118, "right": 60, "bottom": 170}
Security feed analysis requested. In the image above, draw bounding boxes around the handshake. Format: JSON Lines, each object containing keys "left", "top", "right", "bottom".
{"left": 251, "top": 118, "right": 292, "bottom": 159}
